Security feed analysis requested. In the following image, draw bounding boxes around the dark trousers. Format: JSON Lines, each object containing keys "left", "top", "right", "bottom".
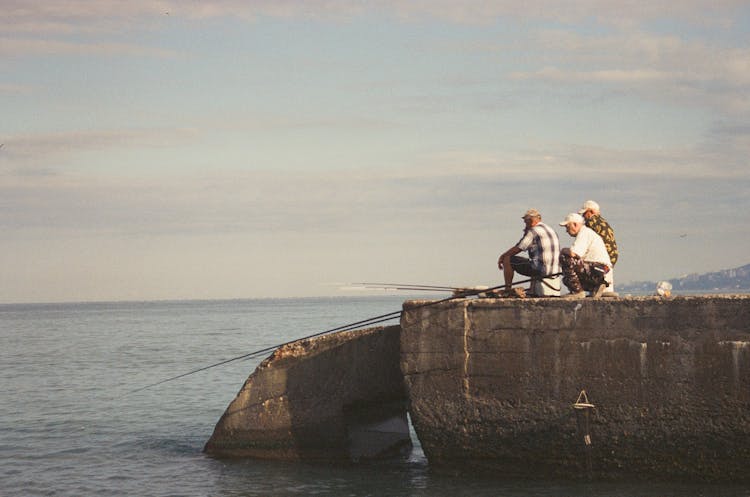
{"left": 560, "top": 252, "right": 608, "bottom": 293}
{"left": 510, "top": 255, "right": 542, "bottom": 278}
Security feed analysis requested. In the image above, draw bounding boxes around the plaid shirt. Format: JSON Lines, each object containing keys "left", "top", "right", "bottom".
{"left": 585, "top": 214, "right": 618, "bottom": 266}
{"left": 516, "top": 222, "right": 561, "bottom": 276}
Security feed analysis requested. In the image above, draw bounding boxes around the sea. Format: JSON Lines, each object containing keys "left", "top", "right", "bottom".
{"left": 2, "top": 295, "right": 749, "bottom": 497}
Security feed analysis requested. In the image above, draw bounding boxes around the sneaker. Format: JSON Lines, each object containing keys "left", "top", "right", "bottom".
{"left": 592, "top": 284, "right": 607, "bottom": 298}
{"left": 562, "top": 291, "right": 586, "bottom": 299}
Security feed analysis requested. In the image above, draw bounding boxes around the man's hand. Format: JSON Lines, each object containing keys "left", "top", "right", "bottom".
{"left": 561, "top": 247, "right": 579, "bottom": 259}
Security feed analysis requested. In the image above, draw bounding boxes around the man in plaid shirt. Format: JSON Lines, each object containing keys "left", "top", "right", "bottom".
{"left": 497, "top": 208, "right": 561, "bottom": 296}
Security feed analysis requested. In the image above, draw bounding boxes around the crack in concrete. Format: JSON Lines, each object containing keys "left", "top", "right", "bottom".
{"left": 463, "top": 302, "right": 471, "bottom": 398}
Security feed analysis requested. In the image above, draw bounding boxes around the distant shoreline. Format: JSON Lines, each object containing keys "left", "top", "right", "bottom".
{"left": 618, "top": 288, "right": 750, "bottom": 296}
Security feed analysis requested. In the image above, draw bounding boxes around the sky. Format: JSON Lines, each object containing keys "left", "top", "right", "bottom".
{"left": 2, "top": 1, "right": 749, "bottom": 303}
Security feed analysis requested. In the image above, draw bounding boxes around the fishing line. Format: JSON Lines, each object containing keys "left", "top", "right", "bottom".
{"left": 126, "top": 275, "right": 558, "bottom": 395}
{"left": 124, "top": 309, "right": 403, "bottom": 396}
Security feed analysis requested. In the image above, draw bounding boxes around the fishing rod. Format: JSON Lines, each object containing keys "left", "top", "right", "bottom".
{"left": 353, "top": 277, "right": 561, "bottom": 295}
{"left": 126, "top": 275, "right": 555, "bottom": 395}
{"left": 353, "top": 282, "right": 462, "bottom": 291}
{"left": 352, "top": 282, "right": 508, "bottom": 296}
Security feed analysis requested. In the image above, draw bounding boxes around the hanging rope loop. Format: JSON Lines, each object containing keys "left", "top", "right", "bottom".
{"left": 573, "top": 389, "right": 595, "bottom": 410}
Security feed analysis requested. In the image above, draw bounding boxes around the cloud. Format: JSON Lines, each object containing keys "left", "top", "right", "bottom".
{"left": 2, "top": 131, "right": 744, "bottom": 240}
{"left": 378, "top": 0, "right": 747, "bottom": 26}
{"left": 0, "top": 0, "right": 367, "bottom": 34}
{"left": 505, "top": 30, "right": 750, "bottom": 114}
{"left": 1, "top": 128, "right": 199, "bottom": 168}
{"left": 533, "top": 30, "right": 750, "bottom": 85}
{"left": 511, "top": 67, "right": 674, "bottom": 84}
{"left": 700, "top": 121, "right": 750, "bottom": 167}
{"left": 0, "top": 83, "right": 34, "bottom": 95}
{"left": 0, "top": 164, "right": 462, "bottom": 236}
{"left": 3, "top": 1, "right": 747, "bottom": 33}
{"left": 0, "top": 37, "right": 177, "bottom": 57}
{"left": 450, "top": 149, "right": 733, "bottom": 185}
{"left": 5, "top": 0, "right": 748, "bottom": 118}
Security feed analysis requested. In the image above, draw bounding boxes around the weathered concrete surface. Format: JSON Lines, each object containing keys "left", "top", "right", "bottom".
{"left": 204, "top": 325, "right": 411, "bottom": 460}
{"left": 400, "top": 295, "right": 750, "bottom": 481}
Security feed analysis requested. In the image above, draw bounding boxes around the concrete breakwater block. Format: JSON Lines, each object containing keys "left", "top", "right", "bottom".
{"left": 204, "top": 324, "right": 411, "bottom": 460}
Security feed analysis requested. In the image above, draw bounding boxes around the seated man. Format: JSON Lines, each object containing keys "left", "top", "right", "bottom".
{"left": 497, "top": 209, "right": 561, "bottom": 297}
{"left": 558, "top": 213, "right": 612, "bottom": 298}
{"left": 578, "top": 199, "right": 618, "bottom": 292}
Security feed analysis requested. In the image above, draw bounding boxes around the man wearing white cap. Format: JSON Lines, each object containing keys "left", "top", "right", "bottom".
{"left": 558, "top": 213, "right": 612, "bottom": 298}
{"left": 497, "top": 208, "right": 561, "bottom": 297}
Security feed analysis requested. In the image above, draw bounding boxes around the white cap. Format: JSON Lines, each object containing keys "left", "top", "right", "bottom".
{"left": 559, "top": 213, "right": 585, "bottom": 226}
{"left": 578, "top": 200, "right": 600, "bottom": 215}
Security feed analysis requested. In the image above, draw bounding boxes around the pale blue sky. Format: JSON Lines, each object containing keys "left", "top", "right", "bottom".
{"left": 2, "top": 1, "right": 749, "bottom": 303}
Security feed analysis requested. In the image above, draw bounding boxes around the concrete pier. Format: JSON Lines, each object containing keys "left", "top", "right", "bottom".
{"left": 400, "top": 295, "right": 750, "bottom": 481}
{"left": 205, "top": 295, "right": 750, "bottom": 480}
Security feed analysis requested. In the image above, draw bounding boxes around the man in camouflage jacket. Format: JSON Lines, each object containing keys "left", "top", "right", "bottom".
{"left": 578, "top": 200, "right": 618, "bottom": 266}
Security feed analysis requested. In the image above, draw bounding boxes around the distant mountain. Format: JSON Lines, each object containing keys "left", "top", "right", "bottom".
{"left": 619, "top": 263, "right": 750, "bottom": 294}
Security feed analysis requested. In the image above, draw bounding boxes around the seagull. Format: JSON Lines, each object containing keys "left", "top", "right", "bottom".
{"left": 679, "top": 234, "right": 687, "bottom": 238}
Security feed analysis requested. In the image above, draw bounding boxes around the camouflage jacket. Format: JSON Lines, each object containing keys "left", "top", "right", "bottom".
{"left": 586, "top": 214, "right": 618, "bottom": 266}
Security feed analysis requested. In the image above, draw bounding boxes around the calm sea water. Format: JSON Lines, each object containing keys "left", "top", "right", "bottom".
{"left": 2, "top": 296, "right": 749, "bottom": 497}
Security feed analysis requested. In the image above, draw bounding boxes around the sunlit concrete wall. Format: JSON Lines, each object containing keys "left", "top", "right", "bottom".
{"left": 401, "top": 295, "right": 750, "bottom": 481}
